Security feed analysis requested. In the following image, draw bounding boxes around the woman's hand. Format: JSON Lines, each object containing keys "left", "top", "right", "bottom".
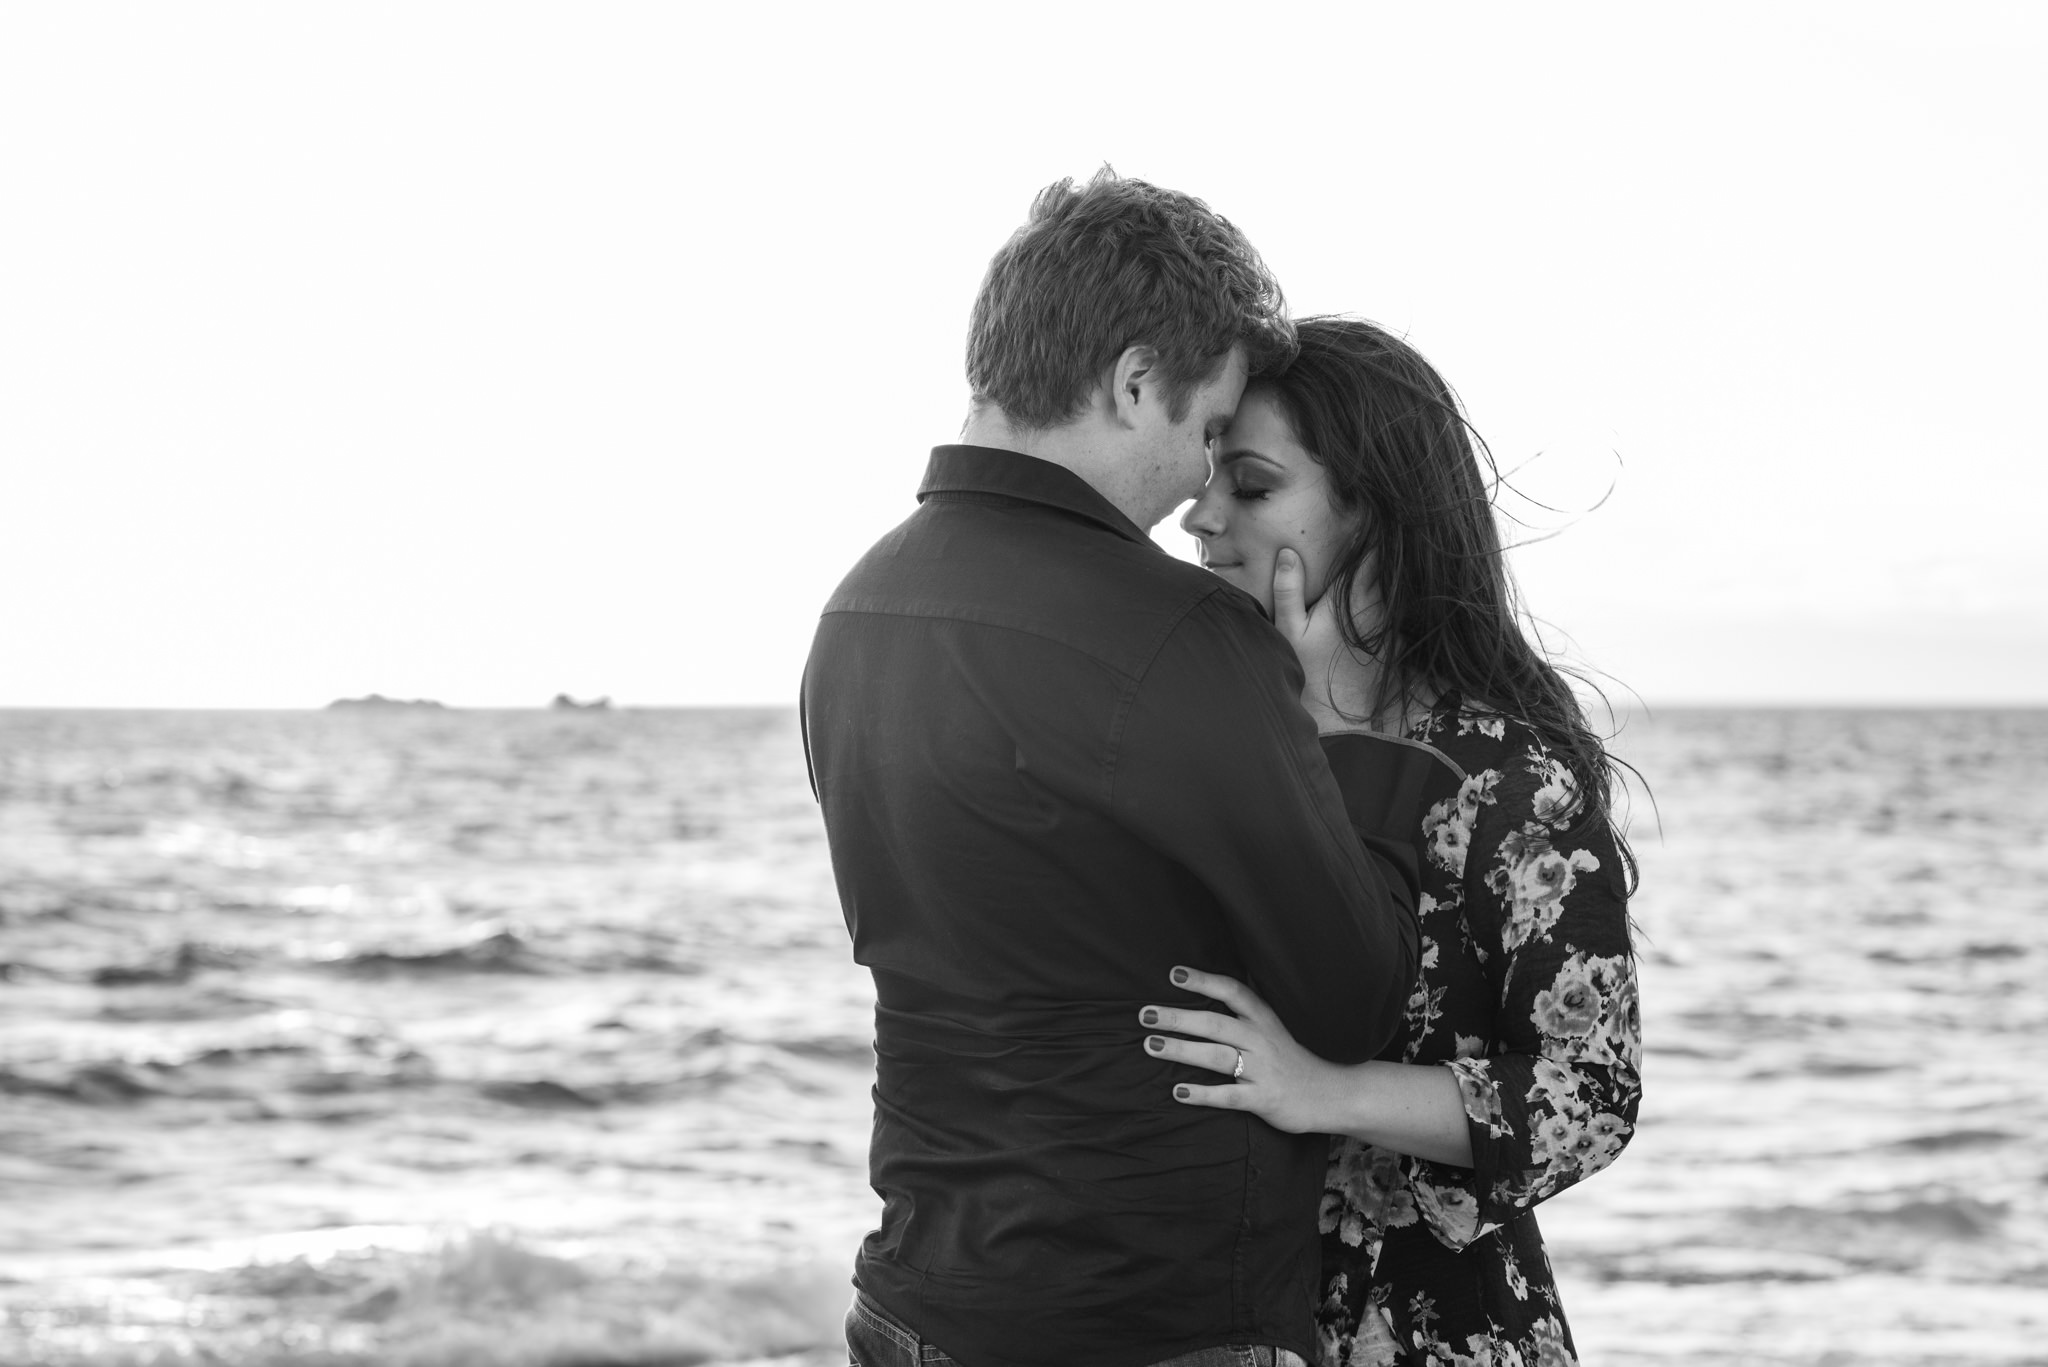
{"left": 1143, "top": 966, "right": 1478, "bottom": 1165}
{"left": 1271, "top": 547, "right": 1380, "bottom": 731}
{"left": 1141, "top": 965, "right": 1347, "bottom": 1135}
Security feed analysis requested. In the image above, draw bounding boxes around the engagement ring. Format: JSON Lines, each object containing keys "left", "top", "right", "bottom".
{"left": 1232, "top": 1049, "right": 1245, "bottom": 1080}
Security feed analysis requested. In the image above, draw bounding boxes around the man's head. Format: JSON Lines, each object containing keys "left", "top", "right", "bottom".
{"left": 964, "top": 169, "right": 1296, "bottom": 523}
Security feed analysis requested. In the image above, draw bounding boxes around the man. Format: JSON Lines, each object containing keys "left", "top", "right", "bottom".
{"left": 802, "top": 170, "right": 1420, "bottom": 1367}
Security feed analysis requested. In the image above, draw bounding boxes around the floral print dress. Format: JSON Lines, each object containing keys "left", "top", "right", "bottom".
{"left": 1315, "top": 704, "right": 1642, "bottom": 1367}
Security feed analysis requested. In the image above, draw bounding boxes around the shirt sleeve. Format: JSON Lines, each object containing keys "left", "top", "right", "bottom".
{"left": 1402, "top": 736, "right": 1644, "bottom": 1251}
{"left": 1109, "top": 589, "right": 1419, "bottom": 1064}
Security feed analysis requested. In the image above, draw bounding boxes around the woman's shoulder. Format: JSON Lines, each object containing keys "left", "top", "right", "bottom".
{"left": 1412, "top": 703, "right": 1631, "bottom": 952}
{"left": 1410, "top": 703, "right": 1589, "bottom": 829}
{"left": 1411, "top": 702, "right": 1544, "bottom": 774}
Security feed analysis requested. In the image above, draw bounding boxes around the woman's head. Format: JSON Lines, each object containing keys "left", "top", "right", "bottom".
{"left": 1183, "top": 316, "right": 1497, "bottom": 678}
{"left": 1178, "top": 386, "right": 1359, "bottom": 617}
{"left": 1184, "top": 315, "right": 1636, "bottom": 868}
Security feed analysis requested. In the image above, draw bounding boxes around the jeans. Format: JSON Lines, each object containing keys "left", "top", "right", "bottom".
{"left": 844, "top": 1289, "right": 1308, "bottom": 1367}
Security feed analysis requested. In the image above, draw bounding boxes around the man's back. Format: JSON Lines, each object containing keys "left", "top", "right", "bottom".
{"left": 803, "top": 447, "right": 1415, "bottom": 1367}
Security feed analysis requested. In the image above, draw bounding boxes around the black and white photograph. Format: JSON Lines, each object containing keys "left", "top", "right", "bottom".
{"left": 2, "top": 4, "right": 2043, "bottom": 1365}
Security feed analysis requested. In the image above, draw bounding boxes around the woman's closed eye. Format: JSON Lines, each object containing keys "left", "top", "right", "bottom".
{"left": 1230, "top": 481, "right": 1272, "bottom": 503}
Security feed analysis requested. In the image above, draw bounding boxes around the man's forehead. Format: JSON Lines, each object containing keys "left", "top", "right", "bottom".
{"left": 1220, "top": 345, "right": 1250, "bottom": 388}
{"left": 1206, "top": 346, "right": 1251, "bottom": 409}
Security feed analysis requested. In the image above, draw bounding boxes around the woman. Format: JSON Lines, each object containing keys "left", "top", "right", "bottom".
{"left": 1140, "top": 317, "right": 1642, "bottom": 1366}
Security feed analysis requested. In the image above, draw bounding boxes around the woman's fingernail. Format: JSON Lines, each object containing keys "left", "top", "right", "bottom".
{"left": 1174, "top": 1085, "right": 1191, "bottom": 1101}
{"left": 1147, "top": 1035, "right": 1165, "bottom": 1053}
{"left": 1140, "top": 1008, "right": 1158, "bottom": 1026}
{"left": 1277, "top": 549, "right": 1296, "bottom": 569}
{"left": 1171, "top": 967, "right": 1189, "bottom": 986}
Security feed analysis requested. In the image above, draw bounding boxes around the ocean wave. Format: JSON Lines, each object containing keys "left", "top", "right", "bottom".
{"left": 775, "top": 1037, "right": 875, "bottom": 1065}
{"left": 0, "top": 1063, "right": 165, "bottom": 1105}
{"left": 92, "top": 941, "right": 249, "bottom": 986}
{"left": 0, "top": 1025, "right": 861, "bottom": 1113}
{"left": 1747, "top": 1193, "right": 2011, "bottom": 1248}
{"left": 2, "top": 1051, "right": 859, "bottom": 1118}
{"left": 96, "top": 986, "right": 280, "bottom": 1023}
{"left": 477, "top": 1080, "right": 601, "bottom": 1110}
{"left": 319, "top": 928, "right": 548, "bottom": 976}
{"left": 1884, "top": 1128, "right": 2017, "bottom": 1153}
{"left": 37, "top": 923, "right": 716, "bottom": 986}
{"left": 0, "top": 1231, "right": 849, "bottom": 1366}
{"left": 310, "top": 926, "right": 713, "bottom": 979}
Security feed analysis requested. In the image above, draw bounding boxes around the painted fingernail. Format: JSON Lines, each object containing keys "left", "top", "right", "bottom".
{"left": 1147, "top": 1035, "right": 1165, "bottom": 1052}
{"left": 1171, "top": 967, "right": 1190, "bottom": 986}
{"left": 1174, "top": 1085, "right": 1191, "bottom": 1100}
{"left": 1140, "top": 1008, "right": 1159, "bottom": 1026}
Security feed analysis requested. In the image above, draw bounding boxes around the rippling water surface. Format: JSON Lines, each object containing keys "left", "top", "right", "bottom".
{"left": 2, "top": 707, "right": 2045, "bottom": 1365}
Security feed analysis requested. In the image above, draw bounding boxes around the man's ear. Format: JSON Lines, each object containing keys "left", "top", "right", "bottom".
{"left": 1107, "top": 345, "right": 1161, "bottom": 429}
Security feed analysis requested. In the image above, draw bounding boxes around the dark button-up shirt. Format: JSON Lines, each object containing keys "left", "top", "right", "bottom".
{"left": 801, "top": 446, "right": 1426, "bottom": 1367}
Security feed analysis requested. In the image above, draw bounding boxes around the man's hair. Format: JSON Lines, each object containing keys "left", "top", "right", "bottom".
{"left": 966, "top": 168, "right": 1296, "bottom": 431}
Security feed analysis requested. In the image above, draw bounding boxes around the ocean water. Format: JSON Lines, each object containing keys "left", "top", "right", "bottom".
{"left": 1, "top": 707, "right": 2045, "bottom": 1366}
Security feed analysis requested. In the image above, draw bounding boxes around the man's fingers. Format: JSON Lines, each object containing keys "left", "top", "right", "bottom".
{"left": 1271, "top": 547, "right": 1306, "bottom": 636}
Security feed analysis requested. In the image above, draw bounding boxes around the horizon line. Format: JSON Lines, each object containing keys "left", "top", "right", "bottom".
{"left": 4, "top": 699, "right": 2048, "bottom": 713}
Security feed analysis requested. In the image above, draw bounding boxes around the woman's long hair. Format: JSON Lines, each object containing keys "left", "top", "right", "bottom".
{"left": 1263, "top": 315, "right": 1639, "bottom": 891}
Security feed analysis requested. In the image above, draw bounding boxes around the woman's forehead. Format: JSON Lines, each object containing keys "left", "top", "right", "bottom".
{"left": 1222, "top": 391, "right": 1308, "bottom": 461}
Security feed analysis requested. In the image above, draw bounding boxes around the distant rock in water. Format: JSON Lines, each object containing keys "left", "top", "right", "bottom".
{"left": 549, "top": 693, "right": 612, "bottom": 711}
{"left": 327, "top": 694, "right": 447, "bottom": 711}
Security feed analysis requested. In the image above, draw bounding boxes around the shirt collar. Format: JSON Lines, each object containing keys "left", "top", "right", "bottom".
{"left": 917, "top": 445, "right": 1152, "bottom": 546}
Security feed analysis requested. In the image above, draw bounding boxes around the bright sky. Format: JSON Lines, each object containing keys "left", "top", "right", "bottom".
{"left": 2, "top": 3, "right": 2042, "bottom": 707}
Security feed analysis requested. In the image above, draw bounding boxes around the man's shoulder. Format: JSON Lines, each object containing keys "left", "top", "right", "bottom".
{"left": 819, "top": 498, "right": 1269, "bottom": 682}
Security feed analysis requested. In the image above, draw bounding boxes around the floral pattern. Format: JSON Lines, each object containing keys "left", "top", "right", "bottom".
{"left": 1316, "top": 704, "right": 1641, "bottom": 1366}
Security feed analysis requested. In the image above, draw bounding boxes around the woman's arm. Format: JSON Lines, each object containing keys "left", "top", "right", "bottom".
{"left": 1325, "top": 1061, "right": 1472, "bottom": 1166}
{"left": 1406, "top": 745, "right": 1641, "bottom": 1244}
{"left": 1142, "top": 967, "right": 1473, "bottom": 1167}
{"left": 1143, "top": 746, "right": 1642, "bottom": 1247}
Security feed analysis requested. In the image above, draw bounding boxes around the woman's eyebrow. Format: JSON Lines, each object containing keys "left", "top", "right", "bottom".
{"left": 1218, "top": 448, "right": 1282, "bottom": 470}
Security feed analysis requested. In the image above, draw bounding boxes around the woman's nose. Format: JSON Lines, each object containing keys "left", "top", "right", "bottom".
{"left": 1181, "top": 489, "right": 1224, "bottom": 538}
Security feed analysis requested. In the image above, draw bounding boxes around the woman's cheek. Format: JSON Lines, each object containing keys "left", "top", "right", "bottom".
{"left": 1296, "top": 546, "right": 1333, "bottom": 604}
